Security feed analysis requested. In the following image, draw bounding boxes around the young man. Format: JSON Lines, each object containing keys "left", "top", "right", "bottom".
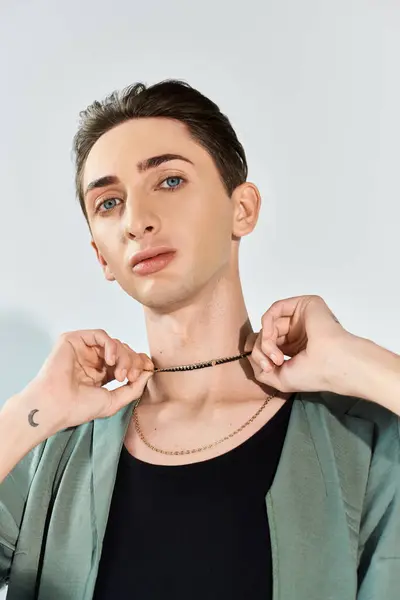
{"left": 0, "top": 79, "right": 399, "bottom": 600}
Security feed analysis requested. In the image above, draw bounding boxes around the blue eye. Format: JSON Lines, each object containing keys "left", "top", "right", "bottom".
{"left": 97, "top": 197, "right": 121, "bottom": 213}
{"left": 160, "top": 176, "right": 184, "bottom": 190}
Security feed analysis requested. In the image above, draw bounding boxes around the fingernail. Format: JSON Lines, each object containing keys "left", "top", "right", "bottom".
{"left": 270, "top": 353, "right": 278, "bottom": 363}
{"left": 260, "top": 359, "right": 269, "bottom": 371}
{"left": 120, "top": 369, "right": 127, "bottom": 380}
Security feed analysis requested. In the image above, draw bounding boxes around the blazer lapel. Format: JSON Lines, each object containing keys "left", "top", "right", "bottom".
{"left": 91, "top": 402, "right": 134, "bottom": 542}
{"left": 267, "top": 394, "right": 367, "bottom": 600}
{"left": 85, "top": 401, "right": 134, "bottom": 597}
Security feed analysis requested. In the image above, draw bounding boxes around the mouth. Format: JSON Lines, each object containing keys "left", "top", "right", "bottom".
{"left": 130, "top": 247, "right": 177, "bottom": 276}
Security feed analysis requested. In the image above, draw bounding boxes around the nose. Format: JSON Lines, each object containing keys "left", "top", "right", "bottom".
{"left": 122, "top": 194, "right": 161, "bottom": 240}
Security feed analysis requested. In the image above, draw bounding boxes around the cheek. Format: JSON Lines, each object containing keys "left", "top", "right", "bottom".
{"left": 186, "top": 206, "right": 233, "bottom": 266}
{"left": 94, "top": 237, "right": 119, "bottom": 271}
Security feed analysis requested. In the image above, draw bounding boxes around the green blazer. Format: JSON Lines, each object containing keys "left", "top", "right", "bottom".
{"left": 1, "top": 391, "right": 400, "bottom": 599}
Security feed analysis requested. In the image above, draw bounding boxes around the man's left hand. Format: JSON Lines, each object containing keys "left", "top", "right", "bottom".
{"left": 245, "top": 295, "right": 354, "bottom": 395}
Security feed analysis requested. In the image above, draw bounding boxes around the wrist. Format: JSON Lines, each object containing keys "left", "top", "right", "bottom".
{"left": 355, "top": 338, "right": 400, "bottom": 413}
{"left": 0, "top": 393, "right": 50, "bottom": 483}
{"left": 326, "top": 334, "right": 400, "bottom": 412}
{"left": 4, "top": 388, "right": 58, "bottom": 442}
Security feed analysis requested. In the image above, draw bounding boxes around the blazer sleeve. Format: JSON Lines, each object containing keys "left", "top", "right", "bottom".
{"left": 356, "top": 404, "right": 400, "bottom": 598}
{"left": 0, "top": 441, "right": 46, "bottom": 588}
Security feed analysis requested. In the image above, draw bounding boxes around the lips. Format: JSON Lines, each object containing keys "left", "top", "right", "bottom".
{"left": 129, "top": 246, "right": 176, "bottom": 268}
{"left": 130, "top": 249, "right": 176, "bottom": 276}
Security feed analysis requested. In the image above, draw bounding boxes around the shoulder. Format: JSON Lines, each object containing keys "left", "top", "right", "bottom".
{"left": 295, "top": 391, "right": 400, "bottom": 535}
{"left": 298, "top": 389, "right": 399, "bottom": 429}
{"left": 297, "top": 390, "right": 400, "bottom": 461}
{"left": 298, "top": 394, "right": 400, "bottom": 568}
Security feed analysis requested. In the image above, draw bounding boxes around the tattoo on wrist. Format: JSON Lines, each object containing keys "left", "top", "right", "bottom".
{"left": 28, "top": 409, "right": 39, "bottom": 427}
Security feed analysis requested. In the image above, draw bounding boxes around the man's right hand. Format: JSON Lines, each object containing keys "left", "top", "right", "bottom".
{"left": 16, "top": 329, "right": 155, "bottom": 436}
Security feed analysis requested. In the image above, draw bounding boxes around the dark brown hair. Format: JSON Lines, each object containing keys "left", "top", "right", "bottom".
{"left": 72, "top": 79, "right": 248, "bottom": 224}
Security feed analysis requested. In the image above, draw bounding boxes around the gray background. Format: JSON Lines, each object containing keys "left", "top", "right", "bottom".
{"left": 0, "top": 0, "right": 399, "bottom": 595}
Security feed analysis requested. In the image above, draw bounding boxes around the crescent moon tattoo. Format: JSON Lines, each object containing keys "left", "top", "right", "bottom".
{"left": 28, "top": 409, "right": 39, "bottom": 427}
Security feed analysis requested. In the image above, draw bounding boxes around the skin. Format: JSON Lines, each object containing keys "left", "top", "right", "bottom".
{"left": 83, "top": 116, "right": 292, "bottom": 464}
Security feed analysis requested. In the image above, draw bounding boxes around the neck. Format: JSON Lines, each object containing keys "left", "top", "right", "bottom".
{"left": 142, "top": 275, "right": 271, "bottom": 407}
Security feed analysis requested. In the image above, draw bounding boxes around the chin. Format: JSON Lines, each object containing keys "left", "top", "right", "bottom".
{"left": 136, "top": 280, "right": 199, "bottom": 313}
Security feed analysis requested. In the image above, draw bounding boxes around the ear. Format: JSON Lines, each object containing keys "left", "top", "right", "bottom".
{"left": 90, "top": 240, "right": 116, "bottom": 282}
{"left": 231, "top": 182, "right": 261, "bottom": 238}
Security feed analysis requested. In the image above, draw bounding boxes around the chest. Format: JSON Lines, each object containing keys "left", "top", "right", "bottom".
{"left": 93, "top": 438, "right": 283, "bottom": 600}
{"left": 124, "top": 397, "right": 288, "bottom": 466}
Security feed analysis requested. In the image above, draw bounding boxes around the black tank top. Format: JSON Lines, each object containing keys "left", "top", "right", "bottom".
{"left": 93, "top": 395, "right": 294, "bottom": 600}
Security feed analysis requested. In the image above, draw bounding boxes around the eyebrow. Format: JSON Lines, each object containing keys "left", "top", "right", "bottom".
{"left": 84, "top": 153, "right": 194, "bottom": 197}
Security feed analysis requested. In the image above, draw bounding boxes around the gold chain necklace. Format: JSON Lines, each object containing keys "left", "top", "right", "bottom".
{"left": 133, "top": 391, "right": 277, "bottom": 455}
{"left": 131, "top": 349, "right": 278, "bottom": 455}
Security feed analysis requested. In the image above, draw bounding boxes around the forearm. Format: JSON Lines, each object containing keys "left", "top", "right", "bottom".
{"left": 0, "top": 393, "right": 49, "bottom": 484}
{"left": 329, "top": 335, "right": 400, "bottom": 415}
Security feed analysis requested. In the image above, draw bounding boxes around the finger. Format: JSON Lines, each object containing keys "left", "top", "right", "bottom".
{"left": 270, "top": 317, "right": 291, "bottom": 340}
{"left": 246, "top": 330, "right": 283, "bottom": 371}
{"left": 67, "top": 331, "right": 140, "bottom": 384}
{"left": 137, "top": 352, "right": 155, "bottom": 372}
{"left": 244, "top": 332, "right": 258, "bottom": 353}
{"left": 276, "top": 334, "right": 288, "bottom": 347}
{"left": 260, "top": 339, "right": 285, "bottom": 366}
{"left": 113, "top": 342, "right": 142, "bottom": 382}
{"left": 249, "top": 333, "right": 275, "bottom": 373}
{"left": 248, "top": 333, "right": 294, "bottom": 392}
{"left": 255, "top": 357, "right": 294, "bottom": 394}
{"left": 245, "top": 328, "right": 286, "bottom": 368}
{"left": 99, "top": 337, "right": 118, "bottom": 366}
{"left": 261, "top": 297, "right": 303, "bottom": 332}
{"left": 74, "top": 329, "right": 118, "bottom": 366}
{"left": 119, "top": 345, "right": 155, "bottom": 383}
{"left": 260, "top": 318, "right": 291, "bottom": 365}
{"left": 105, "top": 340, "right": 118, "bottom": 366}
{"left": 120, "top": 345, "right": 153, "bottom": 382}
{"left": 65, "top": 329, "right": 116, "bottom": 368}
{"left": 260, "top": 297, "right": 312, "bottom": 364}
{"left": 128, "top": 349, "right": 153, "bottom": 370}
{"left": 261, "top": 311, "right": 293, "bottom": 341}
{"left": 109, "top": 370, "right": 154, "bottom": 414}
{"left": 266, "top": 295, "right": 340, "bottom": 336}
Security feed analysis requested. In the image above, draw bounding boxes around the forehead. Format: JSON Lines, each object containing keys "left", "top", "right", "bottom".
{"left": 82, "top": 117, "right": 208, "bottom": 189}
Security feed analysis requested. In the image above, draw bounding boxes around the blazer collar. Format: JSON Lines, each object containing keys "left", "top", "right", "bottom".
{"left": 92, "top": 400, "right": 134, "bottom": 545}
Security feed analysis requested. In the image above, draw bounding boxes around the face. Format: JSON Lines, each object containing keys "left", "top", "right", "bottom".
{"left": 83, "top": 117, "right": 259, "bottom": 311}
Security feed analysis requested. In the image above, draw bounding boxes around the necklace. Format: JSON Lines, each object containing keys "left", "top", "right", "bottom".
{"left": 152, "top": 349, "right": 252, "bottom": 372}
{"left": 132, "top": 349, "right": 278, "bottom": 455}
